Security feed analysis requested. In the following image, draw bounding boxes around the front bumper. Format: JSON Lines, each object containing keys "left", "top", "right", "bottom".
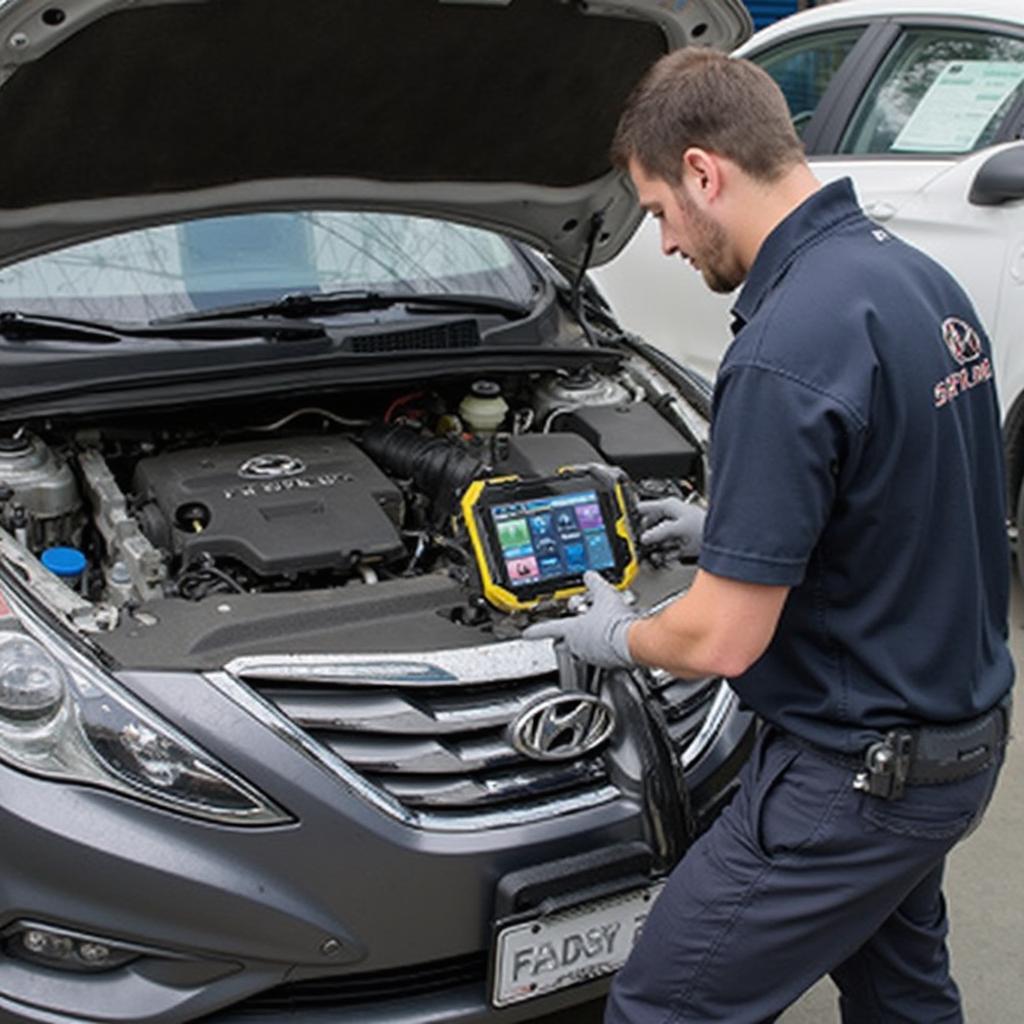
{"left": 0, "top": 658, "right": 751, "bottom": 1024}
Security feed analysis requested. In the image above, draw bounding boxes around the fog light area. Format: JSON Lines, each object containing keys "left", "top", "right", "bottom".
{"left": 3, "top": 921, "right": 142, "bottom": 973}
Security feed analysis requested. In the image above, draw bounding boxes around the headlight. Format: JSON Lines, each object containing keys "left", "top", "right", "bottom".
{"left": 0, "top": 637, "right": 65, "bottom": 721}
{"left": 0, "top": 632, "right": 290, "bottom": 826}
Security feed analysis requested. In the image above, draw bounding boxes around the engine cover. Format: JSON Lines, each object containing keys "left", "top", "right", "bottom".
{"left": 133, "top": 436, "right": 404, "bottom": 576}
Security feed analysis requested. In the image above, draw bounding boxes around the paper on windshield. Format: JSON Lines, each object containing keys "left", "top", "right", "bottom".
{"left": 892, "top": 60, "right": 1024, "bottom": 153}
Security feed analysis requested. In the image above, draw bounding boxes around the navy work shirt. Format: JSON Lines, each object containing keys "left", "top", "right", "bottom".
{"left": 699, "top": 178, "right": 1014, "bottom": 754}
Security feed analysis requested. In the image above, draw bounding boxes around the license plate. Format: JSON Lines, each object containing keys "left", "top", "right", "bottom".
{"left": 490, "top": 881, "right": 664, "bottom": 1008}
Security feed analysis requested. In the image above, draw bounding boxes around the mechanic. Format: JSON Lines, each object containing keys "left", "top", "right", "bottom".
{"left": 524, "top": 48, "right": 1014, "bottom": 1023}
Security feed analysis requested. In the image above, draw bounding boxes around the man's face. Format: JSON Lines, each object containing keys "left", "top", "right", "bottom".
{"left": 628, "top": 158, "right": 744, "bottom": 294}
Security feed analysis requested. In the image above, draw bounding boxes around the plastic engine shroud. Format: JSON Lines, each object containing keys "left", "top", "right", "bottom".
{"left": 132, "top": 437, "right": 404, "bottom": 576}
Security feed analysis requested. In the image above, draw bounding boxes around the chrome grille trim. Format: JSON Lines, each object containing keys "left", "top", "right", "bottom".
{"left": 204, "top": 669, "right": 416, "bottom": 824}
{"left": 261, "top": 681, "right": 556, "bottom": 735}
{"left": 680, "top": 681, "right": 737, "bottom": 770}
{"left": 319, "top": 731, "right": 523, "bottom": 775}
{"left": 378, "top": 759, "right": 608, "bottom": 809}
{"left": 418, "top": 785, "right": 621, "bottom": 831}
{"left": 225, "top": 641, "right": 557, "bottom": 687}
{"left": 209, "top": 642, "right": 626, "bottom": 830}
{"left": 214, "top": 642, "right": 733, "bottom": 832}
{"left": 207, "top": 667, "right": 622, "bottom": 831}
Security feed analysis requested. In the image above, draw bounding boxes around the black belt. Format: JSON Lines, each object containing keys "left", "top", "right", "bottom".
{"left": 855, "top": 697, "right": 1011, "bottom": 800}
{"left": 798, "top": 696, "right": 1012, "bottom": 801}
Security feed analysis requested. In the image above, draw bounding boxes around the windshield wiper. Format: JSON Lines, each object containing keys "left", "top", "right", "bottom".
{"left": 150, "top": 289, "right": 532, "bottom": 326}
{"left": 0, "top": 310, "right": 126, "bottom": 343}
{"left": 0, "top": 310, "right": 326, "bottom": 343}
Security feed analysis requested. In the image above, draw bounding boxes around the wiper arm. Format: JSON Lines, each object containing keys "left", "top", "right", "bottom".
{"left": 0, "top": 310, "right": 125, "bottom": 343}
{"left": 394, "top": 292, "right": 531, "bottom": 320}
{"left": 0, "top": 310, "right": 326, "bottom": 343}
{"left": 150, "top": 289, "right": 531, "bottom": 326}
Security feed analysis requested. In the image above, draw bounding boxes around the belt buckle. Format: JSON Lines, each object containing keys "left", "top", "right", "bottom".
{"left": 853, "top": 729, "right": 913, "bottom": 800}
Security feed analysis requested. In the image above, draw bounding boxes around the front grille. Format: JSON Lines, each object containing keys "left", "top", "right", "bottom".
{"left": 256, "top": 675, "right": 614, "bottom": 808}
{"left": 232, "top": 952, "right": 487, "bottom": 1014}
{"left": 220, "top": 644, "right": 726, "bottom": 830}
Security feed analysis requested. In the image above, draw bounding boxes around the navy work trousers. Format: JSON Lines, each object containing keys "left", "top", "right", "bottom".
{"left": 605, "top": 727, "right": 1004, "bottom": 1024}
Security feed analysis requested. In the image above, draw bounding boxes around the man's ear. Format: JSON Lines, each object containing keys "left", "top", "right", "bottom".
{"left": 681, "top": 148, "right": 722, "bottom": 205}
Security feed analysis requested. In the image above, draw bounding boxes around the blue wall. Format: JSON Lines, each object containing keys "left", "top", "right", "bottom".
{"left": 745, "top": 1, "right": 800, "bottom": 30}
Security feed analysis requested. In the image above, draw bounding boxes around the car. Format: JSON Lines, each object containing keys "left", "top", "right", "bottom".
{"left": 0, "top": 1, "right": 757, "bottom": 1022}
{"left": 594, "top": 0, "right": 1024, "bottom": 564}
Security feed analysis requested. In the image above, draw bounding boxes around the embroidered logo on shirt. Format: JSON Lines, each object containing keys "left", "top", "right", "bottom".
{"left": 941, "top": 317, "right": 982, "bottom": 365}
{"left": 934, "top": 317, "right": 991, "bottom": 408}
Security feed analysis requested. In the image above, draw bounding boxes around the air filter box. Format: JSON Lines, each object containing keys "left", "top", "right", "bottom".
{"left": 493, "top": 433, "right": 604, "bottom": 478}
{"left": 554, "top": 404, "right": 697, "bottom": 481}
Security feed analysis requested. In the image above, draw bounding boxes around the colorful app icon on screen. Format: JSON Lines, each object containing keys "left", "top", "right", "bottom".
{"left": 575, "top": 503, "right": 604, "bottom": 530}
{"left": 563, "top": 542, "right": 586, "bottom": 572}
{"left": 497, "top": 518, "right": 530, "bottom": 551}
{"left": 585, "top": 531, "right": 614, "bottom": 569}
{"left": 506, "top": 556, "right": 540, "bottom": 583}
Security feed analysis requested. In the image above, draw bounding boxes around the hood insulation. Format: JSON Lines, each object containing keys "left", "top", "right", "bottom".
{"left": 0, "top": 0, "right": 665, "bottom": 208}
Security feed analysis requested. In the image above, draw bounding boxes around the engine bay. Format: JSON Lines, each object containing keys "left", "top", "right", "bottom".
{"left": 0, "top": 363, "right": 705, "bottom": 661}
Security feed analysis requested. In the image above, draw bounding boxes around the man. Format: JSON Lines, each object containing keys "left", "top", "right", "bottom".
{"left": 524, "top": 49, "right": 1013, "bottom": 1022}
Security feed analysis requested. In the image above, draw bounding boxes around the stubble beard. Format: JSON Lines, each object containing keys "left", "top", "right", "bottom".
{"left": 674, "top": 185, "right": 744, "bottom": 294}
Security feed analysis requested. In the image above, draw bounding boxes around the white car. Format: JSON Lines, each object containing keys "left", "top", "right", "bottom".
{"left": 594, "top": 0, "right": 1024, "bottom": 551}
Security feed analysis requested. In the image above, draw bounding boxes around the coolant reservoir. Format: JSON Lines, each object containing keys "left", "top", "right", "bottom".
{"left": 458, "top": 380, "right": 509, "bottom": 435}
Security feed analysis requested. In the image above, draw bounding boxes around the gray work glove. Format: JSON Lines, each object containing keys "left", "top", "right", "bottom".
{"left": 521, "top": 570, "right": 638, "bottom": 669}
{"left": 637, "top": 496, "right": 706, "bottom": 557}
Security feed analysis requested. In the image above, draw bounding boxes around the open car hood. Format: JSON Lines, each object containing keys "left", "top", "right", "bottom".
{"left": 0, "top": 0, "right": 751, "bottom": 272}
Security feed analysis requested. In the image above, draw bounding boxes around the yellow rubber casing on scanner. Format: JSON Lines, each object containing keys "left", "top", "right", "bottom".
{"left": 459, "top": 469, "right": 638, "bottom": 613}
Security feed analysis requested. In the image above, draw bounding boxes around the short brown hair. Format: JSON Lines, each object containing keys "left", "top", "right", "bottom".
{"left": 611, "top": 48, "right": 804, "bottom": 183}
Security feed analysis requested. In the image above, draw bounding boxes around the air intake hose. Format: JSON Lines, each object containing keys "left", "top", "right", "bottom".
{"left": 361, "top": 424, "right": 484, "bottom": 504}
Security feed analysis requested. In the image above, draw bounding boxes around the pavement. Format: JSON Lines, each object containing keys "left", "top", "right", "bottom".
{"left": 538, "top": 581, "right": 1024, "bottom": 1023}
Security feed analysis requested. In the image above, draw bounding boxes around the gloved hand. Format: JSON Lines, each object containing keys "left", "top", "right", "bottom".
{"left": 637, "top": 496, "right": 706, "bottom": 556}
{"left": 521, "top": 570, "right": 638, "bottom": 668}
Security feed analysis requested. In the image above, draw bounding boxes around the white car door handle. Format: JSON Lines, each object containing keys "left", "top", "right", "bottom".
{"left": 864, "top": 200, "right": 897, "bottom": 221}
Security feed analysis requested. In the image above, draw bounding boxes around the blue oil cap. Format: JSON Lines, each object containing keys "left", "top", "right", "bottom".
{"left": 41, "top": 547, "right": 87, "bottom": 579}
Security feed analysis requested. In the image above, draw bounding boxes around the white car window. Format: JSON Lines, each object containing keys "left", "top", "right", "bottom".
{"left": 751, "top": 27, "right": 865, "bottom": 136}
{"left": 840, "top": 28, "right": 1024, "bottom": 155}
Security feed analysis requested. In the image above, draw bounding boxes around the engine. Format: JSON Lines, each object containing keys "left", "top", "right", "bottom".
{"left": 0, "top": 367, "right": 702, "bottom": 619}
{"left": 132, "top": 437, "right": 405, "bottom": 577}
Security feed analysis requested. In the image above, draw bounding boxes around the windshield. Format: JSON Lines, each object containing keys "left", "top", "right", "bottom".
{"left": 0, "top": 211, "right": 537, "bottom": 323}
